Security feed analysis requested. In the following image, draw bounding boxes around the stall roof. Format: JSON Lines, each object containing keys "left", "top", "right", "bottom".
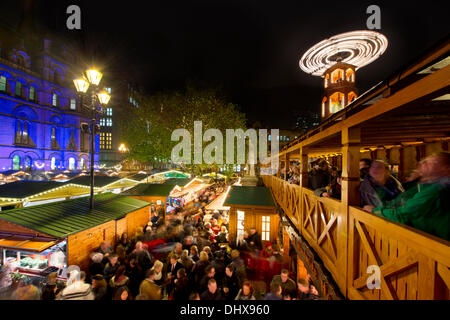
{"left": 68, "top": 176, "right": 122, "bottom": 188}
{"left": 127, "top": 173, "right": 150, "bottom": 182}
{"left": 0, "top": 193, "right": 150, "bottom": 238}
{"left": 224, "top": 186, "right": 276, "bottom": 207}
{"left": 163, "top": 178, "right": 191, "bottom": 187}
{"left": 0, "top": 181, "right": 65, "bottom": 199}
{"left": 121, "top": 183, "right": 175, "bottom": 197}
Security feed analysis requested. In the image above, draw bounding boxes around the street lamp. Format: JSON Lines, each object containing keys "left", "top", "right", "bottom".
{"left": 73, "top": 68, "right": 110, "bottom": 209}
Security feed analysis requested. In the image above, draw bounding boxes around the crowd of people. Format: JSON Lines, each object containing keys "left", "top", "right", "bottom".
{"left": 3, "top": 181, "right": 321, "bottom": 301}
{"left": 282, "top": 152, "right": 450, "bottom": 241}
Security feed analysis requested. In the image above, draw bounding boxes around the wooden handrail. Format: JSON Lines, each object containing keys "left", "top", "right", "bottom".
{"left": 262, "top": 175, "right": 450, "bottom": 300}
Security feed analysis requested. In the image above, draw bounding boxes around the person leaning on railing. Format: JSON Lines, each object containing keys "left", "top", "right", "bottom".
{"left": 360, "top": 160, "right": 404, "bottom": 208}
{"left": 314, "top": 170, "right": 342, "bottom": 200}
{"left": 363, "top": 153, "right": 450, "bottom": 241}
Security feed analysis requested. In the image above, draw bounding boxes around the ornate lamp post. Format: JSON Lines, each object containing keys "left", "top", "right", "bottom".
{"left": 73, "top": 69, "right": 111, "bottom": 209}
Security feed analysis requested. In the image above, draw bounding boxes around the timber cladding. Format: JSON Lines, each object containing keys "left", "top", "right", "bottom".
{"left": 68, "top": 220, "right": 116, "bottom": 271}
{"left": 67, "top": 206, "right": 150, "bottom": 270}
{"left": 228, "top": 205, "right": 279, "bottom": 245}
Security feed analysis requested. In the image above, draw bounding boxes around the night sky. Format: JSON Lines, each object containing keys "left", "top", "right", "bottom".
{"left": 1, "top": 0, "right": 449, "bottom": 129}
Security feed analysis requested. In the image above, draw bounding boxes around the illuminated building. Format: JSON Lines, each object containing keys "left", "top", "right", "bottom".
{"left": 0, "top": 20, "right": 99, "bottom": 172}
{"left": 299, "top": 30, "right": 388, "bottom": 119}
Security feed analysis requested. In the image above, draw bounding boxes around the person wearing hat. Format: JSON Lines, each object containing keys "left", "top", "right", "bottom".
{"left": 42, "top": 272, "right": 60, "bottom": 300}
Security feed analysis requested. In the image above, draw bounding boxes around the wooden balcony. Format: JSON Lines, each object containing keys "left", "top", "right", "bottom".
{"left": 263, "top": 175, "right": 450, "bottom": 300}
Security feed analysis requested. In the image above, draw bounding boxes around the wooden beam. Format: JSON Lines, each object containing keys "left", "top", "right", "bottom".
{"left": 277, "top": 64, "right": 450, "bottom": 155}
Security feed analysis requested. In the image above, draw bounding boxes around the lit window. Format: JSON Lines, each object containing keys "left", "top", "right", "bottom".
{"left": 262, "top": 216, "right": 270, "bottom": 241}
{"left": 13, "top": 155, "right": 20, "bottom": 170}
{"left": 100, "top": 132, "right": 105, "bottom": 149}
{"left": 69, "top": 157, "right": 75, "bottom": 170}
{"left": 100, "top": 118, "right": 105, "bottom": 126}
{"left": 106, "top": 108, "right": 112, "bottom": 116}
{"left": 0, "top": 76, "right": 6, "bottom": 92}
{"left": 70, "top": 98, "right": 76, "bottom": 110}
{"left": 106, "top": 132, "right": 112, "bottom": 149}
{"left": 268, "top": 135, "right": 271, "bottom": 141}
{"left": 105, "top": 87, "right": 111, "bottom": 94}
{"left": 237, "top": 210, "right": 245, "bottom": 239}
{"left": 15, "top": 82, "right": 22, "bottom": 96}
{"left": 106, "top": 118, "right": 112, "bottom": 126}
{"left": 29, "top": 86, "right": 35, "bottom": 100}
{"left": 52, "top": 93, "right": 58, "bottom": 107}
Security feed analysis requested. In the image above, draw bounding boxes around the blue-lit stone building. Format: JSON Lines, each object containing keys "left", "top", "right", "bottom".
{"left": 0, "top": 24, "right": 99, "bottom": 172}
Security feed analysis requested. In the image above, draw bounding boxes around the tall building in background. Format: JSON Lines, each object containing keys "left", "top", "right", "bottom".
{"left": 98, "top": 81, "right": 145, "bottom": 169}
{"left": 0, "top": 17, "right": 99, "bottom": 172}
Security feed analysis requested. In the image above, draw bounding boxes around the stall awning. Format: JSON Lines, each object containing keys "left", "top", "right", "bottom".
{"left": 205, "top": 190, "right": 231, "bottom": 211}
{"left": 0, "top": 236, "right": 59, "bottom": 252}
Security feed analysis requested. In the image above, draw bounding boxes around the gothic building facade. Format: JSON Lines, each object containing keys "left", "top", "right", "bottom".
{"left": 0, "top": 25, "right": 99, "bottom": 172}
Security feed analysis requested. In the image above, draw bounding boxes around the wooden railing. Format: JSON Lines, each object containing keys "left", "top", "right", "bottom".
{"left": 262, "top": 175, "right": 450, "bottom": 300}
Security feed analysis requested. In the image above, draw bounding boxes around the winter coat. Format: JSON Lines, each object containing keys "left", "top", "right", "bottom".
{"left": 270, "top": 275, "right": 297, "bottom": 297}
{"left": 222, "top": 273, "right": 240, "bottom": 301}
{"left": 360, "top": 175, "right": 404, "bottom": 207}
{"left": 373, "top": 177, "right": 450, "bottom": 241}
{"left": 139, "top": 279, "right": 161, "bottom": 300}
{"left": 57, "top": 281, "right": 94, "bottom": 300}
{"left": 308, "top": 169, "right": 331, "bottom": 190}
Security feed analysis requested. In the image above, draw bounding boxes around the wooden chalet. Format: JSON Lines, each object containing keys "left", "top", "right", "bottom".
{"left": 0, "top": 193, "right": 151, "bottom": 271}
{"left": 224, "top": 186, "right": 279, "bottom": 246}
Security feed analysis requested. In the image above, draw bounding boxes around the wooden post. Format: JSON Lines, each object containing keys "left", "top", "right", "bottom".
{"left": 285, "top": 153, "right": 290, "bottom": 181}
{"left": 341, "top": 126, "right": 361, "bottom": 298}
{"left": 299, "top": 148, "right": 308, "bottom": 189}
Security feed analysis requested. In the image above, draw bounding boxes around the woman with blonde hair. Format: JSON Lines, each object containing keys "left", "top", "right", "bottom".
{"left": 190, "top": 245, "right": 200, "bottom": 262}
{"left": 191, "top": 251, "right": 209, "bottom": 285}
{"left": 151, "top": 260, "right": 164, "bottom": 286}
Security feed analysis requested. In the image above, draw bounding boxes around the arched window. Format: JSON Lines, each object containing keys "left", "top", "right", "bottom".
{"left": 13, "top": 155, "right": 20, "bottom": 170}
{"left": 331, "top": 69, "right": 344, "bottom": 84}
{"left": 0, "top": 76, "right": 6, "bottom": 92}
{"left": 51, "top": 157, "right": 60, "bottom": 170}
{"left": 329, "top": 92, "right": 345, "bottom": 114}
{"left": 80, "top": 158, "right": 85, "bottom": 169}
{"left": 15, "top": 81, "right": 22, "bottom": 96}
{"left": 69, "top": 157, "right": 75, "bottom": 170}
{"left": 346, "top": 69, "right": 355, "bottom": 82}
{"left": 24, "top": 156, "right": 32, "bottom": 170}
{"left": 29, "top": 86, "right": 35, "bottom": 101}
{"left": 52, "top": 93, "right": 58, "bottom": 107}
{"left": 324, "top": 74, "right": 330, "bottom": 88}
{"left": 348, "top": 91, "right": 357, "bottom": 103}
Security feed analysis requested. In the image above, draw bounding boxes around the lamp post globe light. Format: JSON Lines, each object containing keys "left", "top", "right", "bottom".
{"left": 73, "top": 68, "right": 110, "bottom": 209}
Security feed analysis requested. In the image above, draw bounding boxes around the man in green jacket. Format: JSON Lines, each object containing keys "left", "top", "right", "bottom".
{"left": 363, "top": 153, "right": 450, "bottom": 241}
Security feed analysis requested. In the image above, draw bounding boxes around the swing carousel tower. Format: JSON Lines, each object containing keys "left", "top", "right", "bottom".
{"left": 299, "top": 31, "right": 388, "bottom": 120}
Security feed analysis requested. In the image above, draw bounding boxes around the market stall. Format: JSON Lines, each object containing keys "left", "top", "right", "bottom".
{"left": 0, "top": 193, "right": 151, "bottom": 274}
{"left": 224, "top": 186, "right": 278, "bottom": 245}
